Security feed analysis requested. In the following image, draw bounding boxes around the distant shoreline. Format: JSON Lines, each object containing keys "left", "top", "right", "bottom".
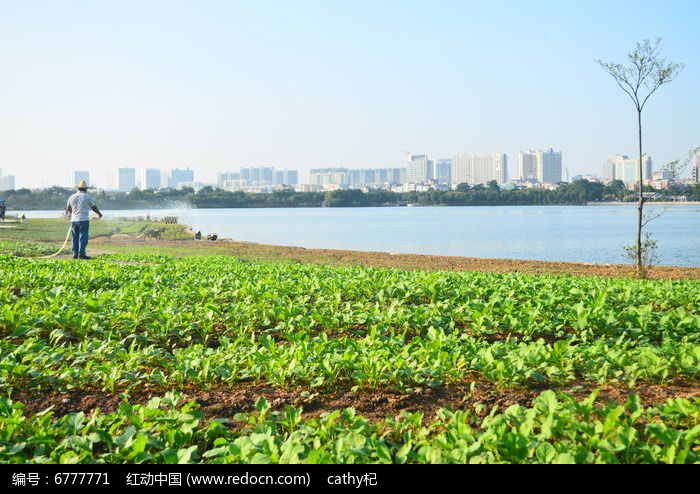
{"left": 587, "top": 201, "right": 700, "bottom": 206}
{"left": 8, "top": 201, "right": 700, "bottom": 212}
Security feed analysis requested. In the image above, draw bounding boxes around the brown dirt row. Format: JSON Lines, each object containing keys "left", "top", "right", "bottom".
{"left": 13, "top": 378, "right": 700, "bottom": 424}
{"left": 92, "top": 236, "right": 700, "bottom": 280}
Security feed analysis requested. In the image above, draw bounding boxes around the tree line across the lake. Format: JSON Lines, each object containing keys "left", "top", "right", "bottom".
{"left": 3, "top": 179, "right": 699, "bottom": 211}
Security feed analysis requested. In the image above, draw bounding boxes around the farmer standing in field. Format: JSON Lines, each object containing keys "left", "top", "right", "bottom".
{"left": 66, "top": 180, "right": 103, "bottom": 259}
{"left": 0, "top": 200, "right": 6, "bottom": 222}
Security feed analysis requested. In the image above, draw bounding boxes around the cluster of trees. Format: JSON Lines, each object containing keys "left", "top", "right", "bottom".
{"left": 3, "top": 180, "right": 699, "bottom": 211}
{"left": 1, "top": 187, "right": 179, "bottom": 211}
{"left": 417, "top": 180, "right": 609, "bottom": 206}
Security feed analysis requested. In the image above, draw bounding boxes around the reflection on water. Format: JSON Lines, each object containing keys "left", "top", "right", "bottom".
{"left": 11, "top": 205, "right": 700, "bottom": 267}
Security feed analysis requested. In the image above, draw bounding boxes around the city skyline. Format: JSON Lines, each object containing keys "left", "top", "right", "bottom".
{"left": 1, "top": 1, "right": 698, "bottom": 189}
{"left": 0, "top": 146, "right": 670, "bottom": 193}
{"left": 4, "top": 142, "right": 687, "bottom": 192}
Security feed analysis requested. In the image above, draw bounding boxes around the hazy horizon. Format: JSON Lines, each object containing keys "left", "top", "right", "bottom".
{"left": 1, "top": 0, "right": 698, "bottom": 189}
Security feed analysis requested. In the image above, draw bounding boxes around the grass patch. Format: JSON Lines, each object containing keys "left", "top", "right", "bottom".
{"left": 0, "top": 218, "right": 191, "bottom": 243}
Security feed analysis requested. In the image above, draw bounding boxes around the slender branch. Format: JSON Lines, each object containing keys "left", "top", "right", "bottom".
{"left": 639, "top": 83, "right": 661, "bottom": 111}
{"left": 641, "top": 208, "right": 664, "bottom": 228}
{"left": 613, "top": 77, "right": 640, "bottom": 109}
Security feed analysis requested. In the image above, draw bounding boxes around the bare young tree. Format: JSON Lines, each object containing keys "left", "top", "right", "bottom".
{"left": 621, "top": 148, "right": 698, "bottom": 277}
{"left": 597, "top": 38, "right": 683, "bottom": 277}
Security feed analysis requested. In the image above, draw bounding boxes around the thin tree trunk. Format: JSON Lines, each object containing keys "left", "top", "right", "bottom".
{"left": 637, "top": 110, "right": 643, "bottom": 276}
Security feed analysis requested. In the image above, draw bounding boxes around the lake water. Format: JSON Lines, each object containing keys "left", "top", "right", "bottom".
{"left": 10, "top": 205, "right": 700, "bottom": 267}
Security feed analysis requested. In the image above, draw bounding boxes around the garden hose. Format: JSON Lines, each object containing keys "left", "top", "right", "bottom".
{"left": 27, "top": 217, "right": 158, "bottom": 259}
{"left": 36, "top": 223, "right": 73, "bottom": 259}
{"left": 33, "top": 216, "right": 102, "bottom": 259}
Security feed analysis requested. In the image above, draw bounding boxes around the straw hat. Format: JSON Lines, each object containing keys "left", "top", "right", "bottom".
{"left": 74, "top": 180, "right": 93, "bottom": 189}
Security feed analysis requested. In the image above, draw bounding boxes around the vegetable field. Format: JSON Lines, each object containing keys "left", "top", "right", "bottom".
{"left": 1, "top": 254, "right": 698, "bottom": 463}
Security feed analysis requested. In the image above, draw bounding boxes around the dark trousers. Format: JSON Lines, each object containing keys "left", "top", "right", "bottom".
{"left": 71, "top": 221, "right": 89, "bottom": 257}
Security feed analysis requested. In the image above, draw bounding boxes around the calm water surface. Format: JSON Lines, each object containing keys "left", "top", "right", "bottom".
{"left": 12, "top": 205, "right": 700, "bottom": 267}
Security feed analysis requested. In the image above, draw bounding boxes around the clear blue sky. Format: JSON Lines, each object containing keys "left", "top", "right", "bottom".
{"left": 0, "top": 0, "right": 698, "bottom": 188}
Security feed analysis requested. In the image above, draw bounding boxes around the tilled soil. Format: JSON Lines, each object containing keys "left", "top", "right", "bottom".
{"left": 13, "top": 379, "right": 700, "bottom": 424}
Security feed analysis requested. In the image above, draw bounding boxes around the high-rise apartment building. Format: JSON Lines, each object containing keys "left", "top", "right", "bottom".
{"left": 406, "top": 154, "right": 429, "bottom": 184}
{"left": 240, "top": 166, "right": 277, "bottom": 186}
{"left": 285, "top": 170, "right": 299, "bottom": 185}
{"left": 260, "top": 167, "right": 274, "bottom": 184}
{"left": 72, "top": 171, "right": 90, "bottom": 187}
{"left": 219, "top": 167, "right": 299, "bottom": 189}
{"left": 603, "top": 156, "right": 617, "bottom": 181}
{"left": 0, "top": 174, "right": 15, "bottom": 191}
{"left": 364, "top": 169, "right": 377, "bottom": 184}
{"left": 141, "top": 169, "right": 162, "bottom": 190}
{"left": 310, "top": 167, "right": 405, "bottom": 187}
{"left": 518, "top": 151, "right": 538, "bottom": 181}
{"left": 426, "top": 159, "right": 435, "bottom": 181}
{"left": 241, "top": 167, "right": 261, "bottom": 184}
{"left": 309, "top": 168, "right": 352, "bottom": 187}
{"left": 434, "top": 159, "right": 452, "bottom": 185}
{"left": 118, "top": 168, "right": 136, "bottom": 192}
{"left": 367, "top": 168, "right": 404, "bottom": 185}
{"left": 451, "top": 153, "right": 507, "bottom": 185}
{"left": 618, "top": 157, "right": 636, "bottom": 183}
{"left": 536, "top": 148, "right": 562, "bottom": 184}
{"left": 605, "top": 155, "right": 652, "bottom": 184}
{"left": 352, "top": 169, "right": 379, "bottom": 186}
{"left": 274, "top": 169, "right": 299, "bottom": 185}
{"left": 692, "top": 151, "right": 700, "bottom": 183}
{"left": 240, "top": 167, "right": 253, "bottom": 182}
{"left": 217, "top": 172, "right": 240, "bottom": 187}
{"left": 169, "top": 168, "right": 194, "bottom": 189}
